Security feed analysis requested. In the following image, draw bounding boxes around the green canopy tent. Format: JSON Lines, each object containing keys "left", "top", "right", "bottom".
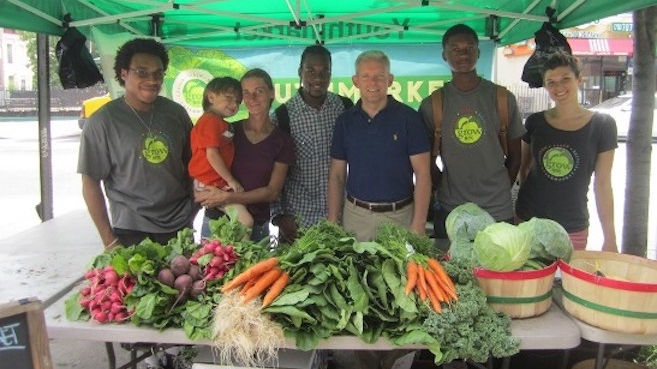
{"left": 0, "top": 0, "right": 654, "bottom": 222}
{"left": 1, "top": 0, "right": 653, "bottom": 47}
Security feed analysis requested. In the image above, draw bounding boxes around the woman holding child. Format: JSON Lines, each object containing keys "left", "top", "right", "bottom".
{"left": 195, "top": 68, "right": 295, "bottom": 242}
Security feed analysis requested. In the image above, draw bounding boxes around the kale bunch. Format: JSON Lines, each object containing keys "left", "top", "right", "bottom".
{"left": 422, "top": 261, "right": 521, "bottom": 364}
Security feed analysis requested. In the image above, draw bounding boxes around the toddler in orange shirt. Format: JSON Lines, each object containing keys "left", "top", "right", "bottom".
{"left": 189, "top": 77, "right": 253, "bottom": 236}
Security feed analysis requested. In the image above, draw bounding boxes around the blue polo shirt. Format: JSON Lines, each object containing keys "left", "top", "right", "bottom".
{"left": 331, "top": 96, "right": 430, "bottom": 203}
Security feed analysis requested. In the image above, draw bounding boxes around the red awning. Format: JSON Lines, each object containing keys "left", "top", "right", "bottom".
{"left": 567, "top": 38, "right": 634, "bottom": 56}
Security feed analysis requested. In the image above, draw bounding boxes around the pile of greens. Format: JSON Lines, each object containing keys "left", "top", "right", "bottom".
{"left": 264, "top": 221, "right": 441, "bottom": 357}
{"left": 423, "top": 259, "right": 521, "bottom": 364}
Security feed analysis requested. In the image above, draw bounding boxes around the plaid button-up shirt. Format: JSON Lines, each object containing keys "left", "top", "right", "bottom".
{"left": 271, "top": 92, "right": 351, "bottom": 228}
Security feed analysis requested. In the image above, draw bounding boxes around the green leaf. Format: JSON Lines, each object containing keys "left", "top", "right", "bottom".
{"left": 267, "top": 289, "right": 309, "bottom": 307}
{"left": 135, "top": 293, "right": 158, "bottom": 320}
{"left": 369, "top": 270, "right": 390, "bottom": 309}
{"left": 336, "top": 308, "right": 353, "bottom": 331}
{"left": 353, "top": 241, "right": 397, "bottom": 259}
{"left": 347, "top": 263, "right": 369, "bottom": 312}
{"left": 328, "top": 283, "right": 348, "bottom": 310}
{"left": 382, "top": 259, "right": 417, "bottom": 313}
{"left": 264, "top": 306, "right": 317, "bottom": 324}
{"left": 352, "top": 311, "right": 364, "bottom": 334}
{"left": 64, "top": 293, "right": 86, "bottom": 321}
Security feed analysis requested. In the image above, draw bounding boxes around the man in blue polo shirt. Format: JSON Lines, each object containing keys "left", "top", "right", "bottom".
{"left": 328, "top": 50, "right": 431, "bottom": 243}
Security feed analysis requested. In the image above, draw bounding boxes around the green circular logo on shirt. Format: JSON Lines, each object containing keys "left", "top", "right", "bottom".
{"left": 455, "top": 116, "right": 483, "bottom": 144}
{"left": 142, "top": 135, "right": 169, "bottom": 164}
{"left": 542, "top": 147, "right": 574, "bottom": 178}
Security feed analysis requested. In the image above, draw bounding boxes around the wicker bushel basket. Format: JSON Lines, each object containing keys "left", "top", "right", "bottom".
{"left": 558, "top": 250, "right": 657, "bottom": 334}
{"left": 473, "top": 262, "right": 557, "bottom": 318}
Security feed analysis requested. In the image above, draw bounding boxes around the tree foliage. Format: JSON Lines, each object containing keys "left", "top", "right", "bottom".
{"left": 17, "top": 31, "right": 61, "bottom": 88}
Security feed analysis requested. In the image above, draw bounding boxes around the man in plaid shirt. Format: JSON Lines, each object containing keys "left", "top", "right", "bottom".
{"left": 270, "top": 44, "right": 353, "bottom": 243}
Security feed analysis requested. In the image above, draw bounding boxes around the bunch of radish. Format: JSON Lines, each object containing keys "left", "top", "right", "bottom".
{"left": 190, "top": 239, "right": 239, "bottom": 281}
{"left": 78, "top": 265, "right": 135, "bottom": 324}
{"left": 156, "top": 240, "right": 239, "bottom": 304}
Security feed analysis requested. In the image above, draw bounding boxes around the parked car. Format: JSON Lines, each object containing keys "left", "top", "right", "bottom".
{"left": 590, "top": 93, "right": 657, "bottom": 142}
{"left": 78, "top": 94, "right": 111, "bottom": 129}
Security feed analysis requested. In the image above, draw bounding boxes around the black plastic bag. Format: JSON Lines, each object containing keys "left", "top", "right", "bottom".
{"left": 56, "top": 27, "right": 103, "bottom": 89}
{"left": 521, "top": 22, "right": 572, "bottom": 88}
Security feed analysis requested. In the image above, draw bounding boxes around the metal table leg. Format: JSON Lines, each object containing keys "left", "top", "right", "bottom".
{"left": 105, "top": 342, "right": 116, "bottom": 369}
{"left": 595, "top": 343, "right": 606, "bottom": 369}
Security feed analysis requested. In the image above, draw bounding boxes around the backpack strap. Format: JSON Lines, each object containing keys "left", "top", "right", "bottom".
{"left": 429, "top": 88, "right": 443, "bottom": 157}
{"left": 274, "top": 103, "right": 291, "bottom": 133}
{"left": 496, "top": 85, "right": 509, "bottom": 156}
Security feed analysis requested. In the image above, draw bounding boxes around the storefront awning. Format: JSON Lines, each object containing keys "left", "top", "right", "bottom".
{"left": 568, "top": 38, "right": 634, "bottom": 56}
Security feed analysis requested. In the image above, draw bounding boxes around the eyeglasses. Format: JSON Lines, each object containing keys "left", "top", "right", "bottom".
{"left": 129, "top": 68, "right": 165, "bottom": 80}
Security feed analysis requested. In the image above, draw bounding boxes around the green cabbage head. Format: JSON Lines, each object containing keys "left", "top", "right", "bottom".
{"left": 445, "top": 202, "right": 495, "bottom": 241}
{"left": 517, "top": 217, "right": 573, "bottom": 262}
{"left": 448, "top": 236, "right": 477, "bottom": 267}
{"left": 473, "top": 222, "right": 531, "bottom": 272}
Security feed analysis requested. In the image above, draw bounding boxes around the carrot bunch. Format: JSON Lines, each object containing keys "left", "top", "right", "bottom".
{"left": 404, "top": 257, "right": 458, "bottom": 313}
{"left": 220, "top": 257, "right": 290, "bottom": 307}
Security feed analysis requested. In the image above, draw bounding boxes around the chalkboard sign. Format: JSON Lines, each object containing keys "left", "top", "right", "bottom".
{"left": 0, "top": 298, "right": 52, "bottom": 369}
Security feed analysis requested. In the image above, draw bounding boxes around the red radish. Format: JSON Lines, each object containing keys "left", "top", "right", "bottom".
{"left": 104, "top": 269, "right": 120, "bottom": 284}
{"left": 110, "top": 302, "right": 124, "bottom": 314}
{"left": 209, "top": 256, "right": 222, "bottom": 268}
{"left": 94, "top": 311, "right": 108, "bottom": 323}
{"left": 203, "top": 243, "right": 216, "bottom": 254}
{"left": 84, "top": 270, "right": 98, "bottom": 279}
{"left": 110, "top": 292, "right": 122, "bottom": 303}
{"left": 80, "top": 298, "right": 91, "bottom": 308}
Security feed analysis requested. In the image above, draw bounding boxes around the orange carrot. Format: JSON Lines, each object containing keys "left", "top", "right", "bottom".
{"left": 240, "top": 279, "right": 257, "bottom": 296}
{"left": 427, "top": 258, "right": 456, "bottom": 293}
{"left": 404, "top": 260, "right": 419, "bottom": 296}
{"left": 425, "top": 269, "right": 448, "bottom": 303}
{"left": 221, "top": 257, "right": 279, "bottom": 293}
{"left": 427, "top": 287, "right": 442, "bottom": 313}
{"left": 242, "top": 267, "right": 283, "bottom": 303}
{"left": 416, "top": 265, "right": 428, "bottom": 301}
{"left": 261, "top": 271, "right": 290, "bottom": 307}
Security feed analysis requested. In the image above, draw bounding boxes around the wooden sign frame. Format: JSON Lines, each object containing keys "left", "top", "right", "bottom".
{"left": 0, "top": 297, "right": 52, "bottom": 369}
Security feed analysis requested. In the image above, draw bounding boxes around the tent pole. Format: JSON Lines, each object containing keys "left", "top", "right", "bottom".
{"left": 36, "top": 33, "right": 53, "bottom": 222}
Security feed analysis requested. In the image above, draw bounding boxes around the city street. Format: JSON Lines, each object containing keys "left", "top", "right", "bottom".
{"left": 0, "top": 117, "right": 656, "bottom": 369}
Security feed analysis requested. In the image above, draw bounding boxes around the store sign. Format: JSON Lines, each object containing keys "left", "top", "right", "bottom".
{"left": 611, "top": 23, "right": 633, "bottom": 32}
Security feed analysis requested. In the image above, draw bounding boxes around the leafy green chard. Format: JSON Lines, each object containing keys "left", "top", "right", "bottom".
{"left": 262, "top": 220, "right": 442, "bottom": 357}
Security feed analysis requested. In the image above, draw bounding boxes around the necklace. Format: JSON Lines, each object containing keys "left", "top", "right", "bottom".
{"left": 124, "top": 96, "right": 155, "bottom": 136}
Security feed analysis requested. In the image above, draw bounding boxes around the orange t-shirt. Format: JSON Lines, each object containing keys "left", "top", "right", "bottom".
{"left": 188, "top": 112, "right": 235, "bottom": 188}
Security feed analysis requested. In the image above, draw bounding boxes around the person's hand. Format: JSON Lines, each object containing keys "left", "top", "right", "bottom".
{"left": 227, "top": 179, "right": 244, "bottom": 193}
{"left": 104, "top": 237, "right": 123, "bottom": 251}
{"left": 409, "top": 222, "right": 426, "bottom": 237}
{"left": 194, "top": 185, "right": 230, "bottom": 208}
{"left": 275, "top": 215, "right": 298, "bottom": 244}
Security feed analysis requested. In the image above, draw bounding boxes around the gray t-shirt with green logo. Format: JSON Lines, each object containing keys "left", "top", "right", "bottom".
{"left": 78, "top": 96, "right": 196, "bottom": 233}
{"left": 419, "top": 79, "right": 525, "bottom": 220}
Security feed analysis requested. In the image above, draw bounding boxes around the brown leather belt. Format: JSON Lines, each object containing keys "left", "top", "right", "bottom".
{"left": 346, "top": 194, "right": 413, "bottom": 213}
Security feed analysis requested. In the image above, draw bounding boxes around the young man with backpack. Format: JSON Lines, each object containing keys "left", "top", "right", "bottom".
{"left": 418, "top": 24, "right": 525, "bottom": 251}
{"left": 270, "top": 44, "right": 353, "bottom": 244}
